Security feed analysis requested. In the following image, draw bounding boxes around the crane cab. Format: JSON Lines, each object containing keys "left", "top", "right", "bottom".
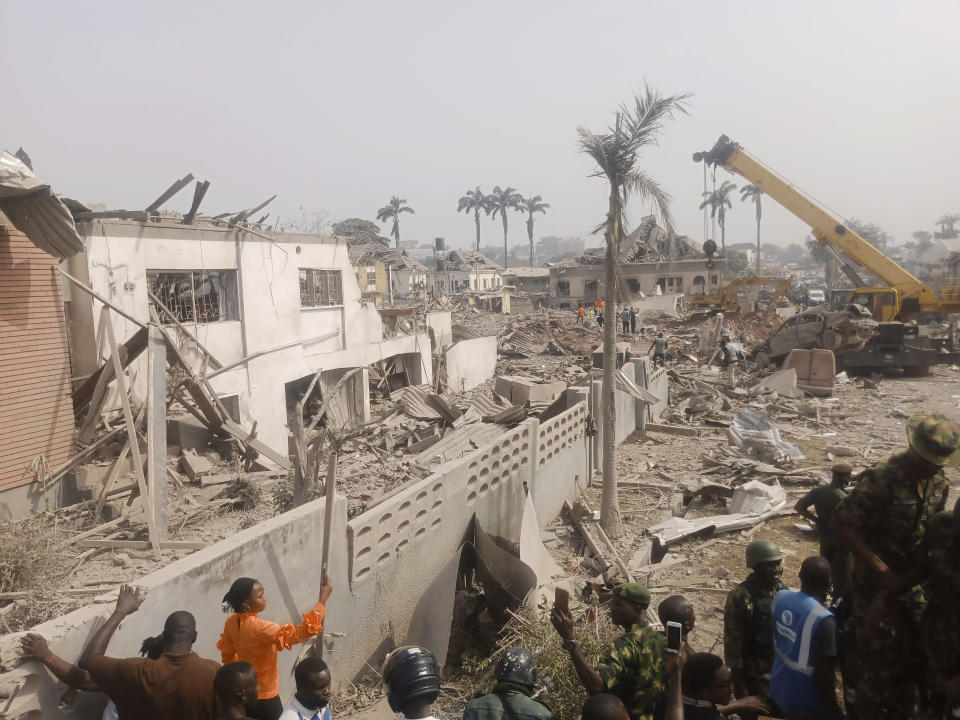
{"left": 848, "top": 288, "right": 900, "bottom": 322}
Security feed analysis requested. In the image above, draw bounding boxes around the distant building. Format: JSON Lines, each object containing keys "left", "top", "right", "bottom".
{"left": 727, "top": 242, "right": 756, "bottom": 264}
{"left": 432, "top": 250, "right": 503, "bottom": 295}
{"left": 549, "top": 217, "right": 724, "bottom": 308}
{"left": 348, "top": 242, "right": 430, "bottom": 304}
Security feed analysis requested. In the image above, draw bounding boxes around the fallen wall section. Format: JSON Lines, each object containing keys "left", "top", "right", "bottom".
{"left": 445, "top": 335, "right": 497, "bottom": 391}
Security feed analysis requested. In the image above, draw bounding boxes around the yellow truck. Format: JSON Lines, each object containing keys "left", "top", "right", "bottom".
{"left": 689, "top": 275, "right": 792, "bottom": 314}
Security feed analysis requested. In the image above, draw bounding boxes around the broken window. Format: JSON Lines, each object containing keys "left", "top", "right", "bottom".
{"left": 557, "top": 281, "right": 570, "bottom": 294}
{"left": 667, "top": 277, "right": 674, "bottom": 288}
{"left": 147, "top": 270, "right": 239, "bottom": 323}
{"left": 299, "top": 269, "right": 344, "bottom": 307}
{"left": 366, "top": 270, "right": 377, "bottom": 288}
{"left": 710, "top": 274, "right": 719, "bottom": 285}
{"left": 626, "top": 279, "right": 642, "bottom": 293}
{"left": 675, "top": 277, "right": 683, "bottom": 290}
{"left": 585, "top": 280, "right": 598, "bottom": 290}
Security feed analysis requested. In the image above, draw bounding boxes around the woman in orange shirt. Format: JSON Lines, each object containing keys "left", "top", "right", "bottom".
{"left": 218, "top": 575, "right": 333, "bottom": 720}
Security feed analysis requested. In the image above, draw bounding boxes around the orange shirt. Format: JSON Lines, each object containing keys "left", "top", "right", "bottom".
{"left": 217, "top": 601, "right": 326, "bottom": 699}
{"left": 578, "top": 307, "right": 585, "bottom": 316}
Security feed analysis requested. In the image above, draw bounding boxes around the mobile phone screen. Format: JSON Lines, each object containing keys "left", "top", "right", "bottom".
{"left": 666, "top": 621, "right": 682, "bottom": 654}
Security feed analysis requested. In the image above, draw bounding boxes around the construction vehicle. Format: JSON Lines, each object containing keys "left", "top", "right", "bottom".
{"left": 694, "top": 135, "right": 960, "bottom": 322}
{"left": 690, "top": 276, "right": 792, "bottom": 314}
{"left": 694, "top": 135, "right": 960, "bottom": 374}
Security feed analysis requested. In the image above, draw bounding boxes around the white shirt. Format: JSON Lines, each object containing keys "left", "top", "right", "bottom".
{"left": 279, "top": 696, "right": 333, "bottom": 720}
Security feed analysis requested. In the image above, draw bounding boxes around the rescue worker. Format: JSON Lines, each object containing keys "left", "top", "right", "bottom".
{"left": 381, "top": 645, "right": 442, "bottom": 720}
{"left": 830, "top": 413, "right": 960, "bottom": 720}
{"left": 921, "top": 501, "right": 960, "bottom": 718}
{"left": 630, "top": 308, "right": 637, "bottom": 334}
{"left": 723, "top": 539, "right": 785, "bottom": 715}
{"left": 598, "top": 310, "right": 605, "bottom": 329}
{"left": 769, "top": 557, "right": 842, "bottom": 720}
{"left": 795, "top": 463, "right": 852, "bottom": 595}
{"left": 578, "top": 306, "right": 586, "bottom": 324}
{"left": 651, "top": 333, "right": 668, "bottom": 368}
{"left": 621, "top": 309, "right": 631, "bottom": 334}
{"left": 718, "top": 338, "right": 737, "bottom": 386}
{"left": 552, "top": 583, "right": 667, "bottom": 720}
{"left": 463, "top": 647, "right": 553, "bottom": 720}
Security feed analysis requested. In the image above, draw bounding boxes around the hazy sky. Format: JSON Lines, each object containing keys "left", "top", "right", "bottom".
{"left": 4, "top": 1, "right": 960, "bottom": 252}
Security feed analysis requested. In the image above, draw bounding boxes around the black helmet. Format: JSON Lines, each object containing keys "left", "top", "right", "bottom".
{"left": 382, "top": 646, "right": 441, "bottom": 712}
{"left": 495, "top": 647, "right": 537, "bottom": 687}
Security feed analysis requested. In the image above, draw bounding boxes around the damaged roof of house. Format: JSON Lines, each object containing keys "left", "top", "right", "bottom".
{"left": 558, "top": 216, "right": 707, "bottom": 267}
{"left": 348, "top": 242, "right": 429, "bottom": 271}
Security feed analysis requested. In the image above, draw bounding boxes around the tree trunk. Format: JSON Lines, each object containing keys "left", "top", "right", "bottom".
{"left": 475, "top": 209, "right": 481, "bottom": 251}
{"left": 502, "top": 215, "right": 509, "bottom": 269}
{"left": 599, "top": 188, "right": 620, "bottom": 537}
{"left": 395, "top": 221, "right": 401, "bottom": 249}
{"left": 527, "top": 215, "right": 534, "bottom": 267}
{"left": 756, "top": 217, "right": 761, "bottom": 276}
{"left": 720, "top": 216, "right": 725, "bottom": 255}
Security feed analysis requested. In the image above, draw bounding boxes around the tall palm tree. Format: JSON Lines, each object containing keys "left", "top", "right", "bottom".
{"left": 457, "top": 187, "right": 488, "bottom": 251}
{"left": 909, "top": 230, "right": 934, "bottom": 255}
{"left": 519, "top": 195, "right": 550, "bottom": 267}
{"left": 376, "top": 196, "right": 415, "bottom": 248}
{"left": 936, "top": 213, "right": 960, "bottom": 240}
{"left": 739, "top": 184, "right": 763, "bottom": 275}
{"left": 578, "top": 86, "right": 690, "bottom": 536}
{"left": 699, "top": 180, "right": 737, "bottom": 255}
{"left": 486, "top": 186, "right": 523, "bottom": 268}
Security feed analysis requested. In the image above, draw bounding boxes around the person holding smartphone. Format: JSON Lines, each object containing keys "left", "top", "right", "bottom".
{"left": 551, "top": 582, "right": 667, "bottom": 720}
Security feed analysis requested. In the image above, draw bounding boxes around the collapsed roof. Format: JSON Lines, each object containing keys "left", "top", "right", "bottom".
{"left": 440, "top": 250, "right": 502, "bottom": 271}
{"left": 348, "top": 242, "right": 429, "bottom": 271}
{"left": 560, "top": 216, "right": 705, "bottom": 267}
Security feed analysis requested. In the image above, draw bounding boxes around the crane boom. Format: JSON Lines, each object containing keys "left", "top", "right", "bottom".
{"left": 696, "top": 135, "right": 922, "bottom": 292}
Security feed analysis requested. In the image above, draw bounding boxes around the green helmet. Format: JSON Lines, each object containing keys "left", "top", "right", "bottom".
{"left": 746, "top": 539, "right": 783, "bottom": 569}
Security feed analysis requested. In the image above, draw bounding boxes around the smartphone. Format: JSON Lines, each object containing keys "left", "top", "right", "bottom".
{"left": 665, "top": 621, "right": 683, "bottom": 654}
{"left": 554, "top": 587, "right": 570, "bottom": 614}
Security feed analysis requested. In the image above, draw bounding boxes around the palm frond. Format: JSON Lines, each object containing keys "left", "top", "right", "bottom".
{"left": 626, "top": 170, "right": 675, "bottom": 234}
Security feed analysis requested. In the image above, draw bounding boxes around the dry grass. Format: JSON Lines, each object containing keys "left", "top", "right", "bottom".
{"left": 439, "top": 603, "right": 621, "bottom": 720}
{"left": 0, "top": 514, "right": 81, "bottom": 632}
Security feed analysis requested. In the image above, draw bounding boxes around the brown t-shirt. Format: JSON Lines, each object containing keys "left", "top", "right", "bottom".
{"left": 87, "top": 651, "right": 219, "bottom": 720}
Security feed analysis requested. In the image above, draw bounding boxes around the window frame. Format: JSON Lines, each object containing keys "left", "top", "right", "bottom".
{"left": 147, "top": 269, "right": 239, "bottom": 324}
{"left": 299, "top": 268, "right": 344, "bottom": 309}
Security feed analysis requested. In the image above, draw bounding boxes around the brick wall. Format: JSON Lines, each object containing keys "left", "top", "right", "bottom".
{"left": 0, "top": 225, "right": 75, "bottom": 494}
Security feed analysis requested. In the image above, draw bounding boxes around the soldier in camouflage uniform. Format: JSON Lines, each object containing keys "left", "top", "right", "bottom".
{"left": 723, "top": 538, "right": 785, "bottom": 716}
{"left": 830, "top": 413, "right": 960, "bottom": 720}
{"left": 552, "top": 583, "right": 667, "bottom": 720}
{"left": 922, "top": 502, "right": 960, "bottom": 718}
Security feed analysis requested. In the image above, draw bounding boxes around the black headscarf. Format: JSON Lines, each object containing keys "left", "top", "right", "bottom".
{"left": 222, "top": 577, "right": 257, "bottom": 614}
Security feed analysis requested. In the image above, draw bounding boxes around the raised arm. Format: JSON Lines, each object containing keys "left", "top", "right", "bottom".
{"left": 550, "top": 607, "right": 605, "bottom": 694}
{"left": 20, "top": 634, "right": 99, "bottom": 691}
{"left": 78, "top": 585, "right": 145, "bottom": 671}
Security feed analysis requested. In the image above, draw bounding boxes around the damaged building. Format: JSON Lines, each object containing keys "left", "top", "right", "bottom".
{"left": 348, "top": 241, "right": 430, "bottom": 304}
{"left": 64, "top": 218, "right": 433, "bottom": 459}
{"left": 433, "top": 249, "right": 503, "bottom": 295}
{"left": 550, "top": 216, "right": 725, "bottom": 308}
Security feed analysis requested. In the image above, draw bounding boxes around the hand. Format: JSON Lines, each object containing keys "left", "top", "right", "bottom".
{"left": 318, "top": 574, "right": 333, "bottom": 604}
{"left": 550, "top": 607, "right": 574, "bottom": 642}
{"left": 719, "top": 696, "right": 770, "bottom": 715}
{"left": 20, "top": 633, "right": 53, "bottom": 663}
{"left": 114, "top": 585, "right": 145, "bottom": 617}
{"left": 666, "top": 642, "right": 687, "bottom": 676}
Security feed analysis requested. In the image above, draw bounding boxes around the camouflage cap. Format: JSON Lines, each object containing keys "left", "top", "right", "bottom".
{"left": 612, "top": 582, "right": 651, "bottom": 606}
{"left": 907, "top": 414, "right": 960, "bottom": 467}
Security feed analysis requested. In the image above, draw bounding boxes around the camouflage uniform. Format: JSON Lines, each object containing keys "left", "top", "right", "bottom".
{"left": 723, "top": 572, "right": 785, "bottom": 698}
{"left": 595, "top": 621, "right": 667, "bottom": 720}
{"left": 832, "top": 451, "right": 949, "bottom": 720}
{"left": 922, "top": 513, "right": 960, "bottom": 703}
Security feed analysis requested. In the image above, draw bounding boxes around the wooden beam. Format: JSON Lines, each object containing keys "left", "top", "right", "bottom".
{"left": 147, "top": 325, "right": 168, "bottom": 540}
{"left": 73, "top": 327, "right": 148, "bottom": 416}
{"left": 92, "top": 407, "right": 144, "bottom": 523}
{"left": 104, "top": 310, "right": 160, "bottom": 558}
{"left": 57, "top": 514, "right": 135, "bottom": 549}
{"left": 59, "top": 268, "right": 146, "bottom": 330}
{"left": 44, "top": 426, "right": 125, "bottom": 486}
{"left": 75, "top": 540, "right": 207, "bottom": 550}
{"left": 147, "top": 289, "right": 223, "bottom": 369}
{"left": 222, "top": 419, "right": 291, "bottom": 470}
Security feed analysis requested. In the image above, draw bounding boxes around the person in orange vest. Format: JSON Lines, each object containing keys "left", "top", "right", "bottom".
{"left": 578, "top": 305, "right": 585, "bottom": 324}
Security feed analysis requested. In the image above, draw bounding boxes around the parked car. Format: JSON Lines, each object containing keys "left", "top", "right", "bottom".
{"left": 750, "top": 304, "right": 878, "bottom": 367}
{"left": 807, "top": 288, "right": 825, "bottom": 305}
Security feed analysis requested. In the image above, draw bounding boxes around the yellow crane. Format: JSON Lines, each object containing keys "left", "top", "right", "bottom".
{"left": 690, "top": 275, "right": 792, "bottom": 313}
{"left": 694, "top": 136, "right": 960, "bottom": 321}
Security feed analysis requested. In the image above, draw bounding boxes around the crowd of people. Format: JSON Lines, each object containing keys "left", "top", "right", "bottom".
{"left": 12, "top": 414, "right": 959, "bottom": 720}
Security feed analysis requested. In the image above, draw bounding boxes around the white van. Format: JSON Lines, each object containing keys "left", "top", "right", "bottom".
{"left": 808, "top": 289, "right": 825, "bottom": 305}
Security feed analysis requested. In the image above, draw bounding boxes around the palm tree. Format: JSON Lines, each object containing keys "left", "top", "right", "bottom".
{"left": 936, "top": 214, "right": 960, "bottom": 240}
{"left": 376, "top": 196, "right": 415, "bottom": 248}
{"left": 908, "top": 230, "right": 934, "bottom": 256}
{"left": 740, "top": 185, "right": 763, "bottom": 275}
{"left": 519, "top": 195, "right": 550, "bottom": 267}
{"left": 578, "top": 86, "right": 690, "bottom": 536}
{"left": 486, "top": 186, "right": 523, "bottom": 268}
{"left": 699, "top": 180, "right": 737, "bottom": 255}
{"left": 457, "top": 187, "right": 488, "bottom": 252}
